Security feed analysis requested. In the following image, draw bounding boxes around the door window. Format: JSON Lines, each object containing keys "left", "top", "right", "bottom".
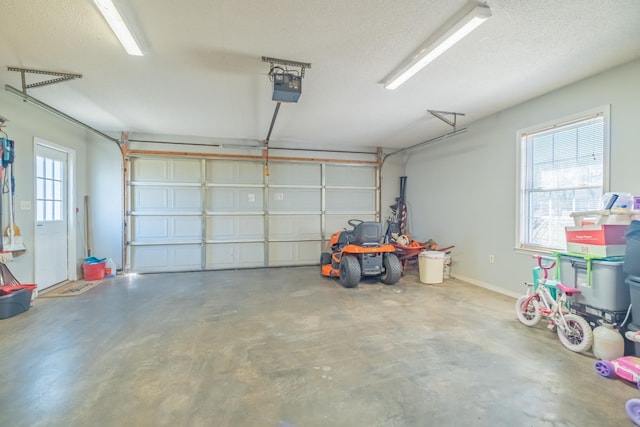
{"left": 36, "top": 155, "right": 64, "bottom": 222}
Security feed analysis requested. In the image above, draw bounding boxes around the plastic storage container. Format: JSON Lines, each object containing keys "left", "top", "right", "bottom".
{"left": 443, "top": 254, "right": 452, "bottom": 279}
{"left": 625, "top": 220, "right": 640, "bottom": 276}
{"left": 569, "top": 301, "right": 629, "bottom": 329}
{"left": 626, "top": 275, "right": 640, "bottom": 324}
{"left": 419, "top": 251, "right": 445, "bottom": 284}
{"left": 104, "top": 258, "right": 116, "bottom": 278}
{"left": 558, "top": 254, "right": 630, "bottom": 311}
{"left": 625, "top": 322, "right": 640, "bottom": 356}
{"left": 82, "top": 261, "right": 106, "bottom": 281}
{"left": 0, "top": 288, "right": 33, "bottom": 319}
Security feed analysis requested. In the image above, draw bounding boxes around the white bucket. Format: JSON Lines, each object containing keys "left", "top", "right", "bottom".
{"left": 419, "top": 251, "right": 445, "bottom": 284}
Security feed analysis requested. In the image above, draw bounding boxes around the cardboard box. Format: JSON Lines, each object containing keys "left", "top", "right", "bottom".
{"left": 565, "top": 224, "right": 628, "bottom": 245}
{"left": 565, "top": 224, "right": 628, "bottom": 256}
{"left": 566, "top": 242, "right": 626, "bottom": 257}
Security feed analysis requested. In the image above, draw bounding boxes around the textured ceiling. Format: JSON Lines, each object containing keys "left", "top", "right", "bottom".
{"left": 0, "top": 0, "right": 639, "bottom": 151}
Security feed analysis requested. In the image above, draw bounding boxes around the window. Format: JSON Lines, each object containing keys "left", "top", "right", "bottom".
{"left": 517, "top": 106, "right": 609, "bottom": 251}
{"left": 36, "top": 155, "right": 64, "bottom": 222}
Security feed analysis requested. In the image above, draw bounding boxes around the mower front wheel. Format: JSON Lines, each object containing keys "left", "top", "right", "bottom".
{"left": 339, "top": 255, "right": 361, "bottom": 288}
{"left": 320, "top": 252, "right": 332, "bottom": 265}
{"left": 381, "top": 253, "right": 402, "bottom": 285}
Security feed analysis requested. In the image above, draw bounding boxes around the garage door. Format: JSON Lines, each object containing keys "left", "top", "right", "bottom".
{"left": 126, "top": 156, "right": 378, "bottom": 273}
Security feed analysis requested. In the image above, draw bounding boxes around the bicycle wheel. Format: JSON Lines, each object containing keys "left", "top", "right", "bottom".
{"left": 557, "top": 313, "right": 593, "bottom": 353}
{"left": 515, "top": 295, "right": 541, "bottom": 326}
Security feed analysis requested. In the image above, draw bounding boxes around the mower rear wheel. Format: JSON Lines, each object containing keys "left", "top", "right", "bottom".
{"left": 381, "top": 253, "right": 402, "bottom": 285}
{"left": 339, "top": 255, "right": 361, "bottom": 288}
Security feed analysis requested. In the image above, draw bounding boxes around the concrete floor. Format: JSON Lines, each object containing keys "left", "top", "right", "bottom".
{"left": 0, "top": 267, "right": 637, "bottom": 427}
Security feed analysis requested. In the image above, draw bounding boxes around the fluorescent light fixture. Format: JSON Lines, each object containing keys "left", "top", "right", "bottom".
{"left": 93, "top": 0, "right": 143, "bottom": 56}
{"left": 384, "top": 5, "right": 491, "bottom": 90}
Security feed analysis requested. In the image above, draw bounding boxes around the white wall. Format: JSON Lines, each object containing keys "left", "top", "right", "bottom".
{"left": 0, "top": 89, "right": 123, "bottom": 283}
{"left": 380, "top": 153, "right": 406, "bottom": 226}
{"left": 0, "top": 90, "right": 91, "bottom": 283}
{"left": 404, "top": 59, "right": 640, "bottom": 297}
{"left": 87, "top": 136, "right": 123, "bottom": 270}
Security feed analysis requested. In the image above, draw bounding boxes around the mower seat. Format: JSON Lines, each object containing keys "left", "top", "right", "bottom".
{"left": 352, "top": 221, "right": 382, "bottom": 245}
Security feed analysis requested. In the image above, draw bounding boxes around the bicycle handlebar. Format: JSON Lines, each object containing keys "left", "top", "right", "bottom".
{"left": 531, "top": 254, "right": 556, "bottom": 279}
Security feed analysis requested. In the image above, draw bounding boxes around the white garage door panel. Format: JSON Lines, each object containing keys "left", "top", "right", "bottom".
{"left": 206, "top": 188, "right": 264, "bottom": 212}
{"left": 127, "top": 156, "right": 377, "bottom": 273}
{"left": 269, "top": 162, "right": 320, "bottom": 185}
{"left": 206, "top": 243, "right": 265, "bottom": 269}
{"left": 326, "top": 189, "right": 376, "bottom": 211}
{"left": 133, "top": 158, "right": 201, "bottom": 182}
{"left": 325, "top": 165, "right": 375, "bottom": 186}
{"left": 269, "top": 214, "right": 321, "bottom": 240}
{"left": 131, "top": 244, "right": 202, "bottom": 272}
{"left": 133, "top": 187, "right": 201, "bottom": 212}
{"left": 269, "top": 241, "right": 322, "bottom": 266}
{"left": 206, "top": 216, "right": 264, "bottom": 241}
{"left": 269, "top": 188, "right": 320, "bottom": 211}
{"left": 132, "top": 216, "right": 201, "bottom": 243}
{"left": 206, "top": 160, "right": 263, "bottom": 184}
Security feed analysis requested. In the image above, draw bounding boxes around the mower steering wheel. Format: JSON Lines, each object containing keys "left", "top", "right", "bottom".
{"left": 348, "top": 219, "right": 363, "bottom": 229}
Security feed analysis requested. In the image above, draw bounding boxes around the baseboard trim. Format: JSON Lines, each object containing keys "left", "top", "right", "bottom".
{"left": 452, "top": 274, "right": 521, "bottom": 299}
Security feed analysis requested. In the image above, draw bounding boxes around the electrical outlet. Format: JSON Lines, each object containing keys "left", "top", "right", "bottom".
{"left": 489, "top": 254, "right": 495, "bottom": 264}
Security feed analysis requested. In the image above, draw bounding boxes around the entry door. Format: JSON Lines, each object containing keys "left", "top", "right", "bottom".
{"left": 35, "top": 144, "right": 69, "bottom": 289}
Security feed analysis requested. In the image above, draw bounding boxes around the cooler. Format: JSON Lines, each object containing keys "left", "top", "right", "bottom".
{"left": 558, "top": 253, "right": 630, "bottom": 312}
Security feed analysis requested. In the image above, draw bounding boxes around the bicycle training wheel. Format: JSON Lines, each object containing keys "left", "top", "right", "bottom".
{"left": 515, "top": 295, "right": 541, "bottom": 326}
{"left": 557, "top": 313, "right": 593, "bottom": 353}
{"left": 626, "top": 399, "right": 640, "bottom": 426}
{"left": 595, "top": 360, "right": 615, "bottom": 378}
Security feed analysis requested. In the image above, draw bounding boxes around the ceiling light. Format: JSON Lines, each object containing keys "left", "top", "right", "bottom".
{"left": 384, "top": 5, "right": 491, "bottom": 90}
{"left": 93, "top": 0, "right": 143, "bottom": 56}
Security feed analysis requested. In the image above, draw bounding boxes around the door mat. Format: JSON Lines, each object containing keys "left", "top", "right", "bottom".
{"left": 39, "top": 279, "right": 104, "bottom": 298}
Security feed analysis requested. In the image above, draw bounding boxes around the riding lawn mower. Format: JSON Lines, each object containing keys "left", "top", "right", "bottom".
{"left": 320, "top": 219, "right": 402, "bottom": 288}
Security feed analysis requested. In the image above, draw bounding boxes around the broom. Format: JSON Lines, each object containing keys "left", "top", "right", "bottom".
{"left": 4, "top": 154, "right": 24, "bottom": 251}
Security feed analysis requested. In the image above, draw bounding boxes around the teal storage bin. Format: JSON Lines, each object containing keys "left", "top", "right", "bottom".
{"left": 0, "top": 289, "right": 32, "bottom": 319}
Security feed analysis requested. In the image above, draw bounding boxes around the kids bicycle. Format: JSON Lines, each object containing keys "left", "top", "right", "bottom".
{"left": 515, "top": 255, "right": 593, "bottom": 353}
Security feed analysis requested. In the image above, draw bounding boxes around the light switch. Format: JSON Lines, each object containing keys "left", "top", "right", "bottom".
{"left": 20, "top": 200, "right": 32, "bottom": 210}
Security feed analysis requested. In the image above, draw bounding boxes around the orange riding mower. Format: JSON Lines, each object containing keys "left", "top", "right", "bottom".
{"left": 320, "top": 219, "right": 402, "bottom": 288}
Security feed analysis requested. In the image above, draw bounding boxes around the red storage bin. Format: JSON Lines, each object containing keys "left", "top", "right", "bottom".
{"left": 82, "top": 262, "right": 106, "bottom": 281}
{"left": 0, "top": 284, "right": 37, "bottom": 296}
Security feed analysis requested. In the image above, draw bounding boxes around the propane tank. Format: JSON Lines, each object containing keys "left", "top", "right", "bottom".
{"left": 593, "top": 322, "right": 624, "bottom": 360}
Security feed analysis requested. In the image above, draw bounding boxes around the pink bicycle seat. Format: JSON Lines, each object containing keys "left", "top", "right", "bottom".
{"left": 556, "top": 283, "right": 580, "bottom": 296}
